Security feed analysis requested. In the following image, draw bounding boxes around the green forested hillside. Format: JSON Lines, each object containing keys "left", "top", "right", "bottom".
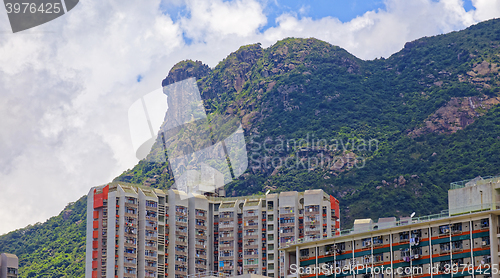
{"left": 0, "top": 197, "right": 87, "bottom": 278}
{"left": 2, "top": 18, "right": 500, "bottom": 277}
{"left": 117, "top": 18, "right": 500, "bottom": 225}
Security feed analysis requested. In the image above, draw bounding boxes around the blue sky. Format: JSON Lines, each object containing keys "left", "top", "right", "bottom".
{"left": 163, "top": 0, "right": 478, "bottom": 36}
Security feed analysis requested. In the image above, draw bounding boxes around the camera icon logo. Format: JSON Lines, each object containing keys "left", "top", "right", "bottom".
{"left": 4, "top": 0, "right": 79, "bottom": 33}
{"left": 128, "top": 78, "right": 248, "bottom": 199}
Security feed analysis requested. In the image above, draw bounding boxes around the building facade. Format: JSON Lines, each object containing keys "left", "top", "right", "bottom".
{"left": 281, "top": 176, "right": 500, "bottom": 278}
{"left": 86, "top": 184, "right": 340, "bottom": 278}
{"left": 0, "top": 253, "right": 18, "bottom": 278}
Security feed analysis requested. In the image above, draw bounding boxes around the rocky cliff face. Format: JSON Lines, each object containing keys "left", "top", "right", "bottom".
{"left": 161, "top": 60, "right": 211, "bottom": 86}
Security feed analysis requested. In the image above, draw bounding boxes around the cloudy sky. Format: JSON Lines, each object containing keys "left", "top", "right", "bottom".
{"left": 0, "top": 0, "right": 499, "bottom": 235}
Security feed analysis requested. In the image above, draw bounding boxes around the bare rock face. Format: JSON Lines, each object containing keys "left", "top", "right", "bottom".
{"left": 409, "top": 96, "right": 500, "bottom": 137}
{"left": 398, "top": 175, "right": 406, "bottom": 186}
{"left": 63, "top": 209, "right": 72, "bottom": 221}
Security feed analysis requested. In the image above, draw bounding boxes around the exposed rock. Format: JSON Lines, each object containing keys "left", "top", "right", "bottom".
{"left": 398, "top": 175, "right": 406, "bottom": 186}
{"left": 161, "top": 60, "right": 211, "bottom": 86}
{"left": 409, "top": 96, "right": 500, "bottom": 137}
{"left": 63, "top": 210, "right": 72, "bottom": 221}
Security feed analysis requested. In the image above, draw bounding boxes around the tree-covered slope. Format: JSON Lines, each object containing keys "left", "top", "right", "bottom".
{"left": 0, "top": 197, "right": 87, "bottom": 278}
{"left": 116, "top": 18, "right": 500, "bottom": 226}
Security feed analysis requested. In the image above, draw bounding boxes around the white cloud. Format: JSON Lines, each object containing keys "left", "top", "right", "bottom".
{"left": 0, "top": 0, "right": 499, "bottom": 235}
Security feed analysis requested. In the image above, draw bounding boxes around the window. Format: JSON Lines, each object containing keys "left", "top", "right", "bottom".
{"left": 440, "top": 243, "right": 450, "bottom": 253}
{"left": 195, "top": 209, "right": 206, "bottom": 217}
{"left": 244, "top": 258, "right": 258, "bottom": 265}
{"left": 399, "top": 231, "right": 409, "bottom": 241}
{"left": 268, "top": 215, "right": 274, "bottom": 221}
{"left": 175, "top": 206, "right": 187, "bottom": 215}
{"left": 451, "top": 223, "right": 462, "bottom": 233}
{"left": 268, "top": 263, "right": 274, "bottom": 270}
{"left": 400, "top": 248, "right": 410, "bottom": 259}
{"left": 452, "top": 241, "right": 463, "bottom": 251}
{"left": 373, "top": 236, "right": 383, "bottom": 245}
{"left": 336, "top": 242, "right": 345, "bottom": 251}
{"left": 267, "top": 201, "right": 274, "bottom": 211}
{"left": 268, "top": 224, "right": 274, "bottom": 231}
{"left": 299, "top": 249, "right": 310, "bottom": 259}
{"left": 279, "top": 217, "right": 295, "bottom": 224}
{"left": 362, "top": 238, "right": 372, "bottom": 247}
{"left": 305, "top": 205, "right": 319, "bottom": 213}
{"left": 412, "top": 247, "right": 422, "bottom": 256}
{"left": 482, "top": 236, "right": 490, "bottom": 246}
{"left": 411, "top": 229, "right": 422, "bottom": 238}
{"left": 439, "top": 225, "right": 450, "bottom": 235}
{"left": 268, "top": 253, "right": 274, "bottom": 260}
{"left": 268, "top": 234, "right": 274, "bottom": 241}
{"left": 481, "top": 218, "right": 489, "bottom": 228}
{"left": 268, "top": 244, "right": 274, "bottom": 251}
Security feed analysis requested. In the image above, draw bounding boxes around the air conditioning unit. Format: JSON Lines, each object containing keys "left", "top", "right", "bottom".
{"left": 366, "top": 241, "right": 371, "bottom": 246}
{"left": 482, "top": 241, "right": 488, "bottom": 246}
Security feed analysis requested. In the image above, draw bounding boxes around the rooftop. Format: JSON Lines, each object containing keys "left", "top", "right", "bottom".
{"left": 281, "top": 201, "right": 500, "bottom": 249}
{"left": 450, "top": 175, "right": 500, "bottom": 190}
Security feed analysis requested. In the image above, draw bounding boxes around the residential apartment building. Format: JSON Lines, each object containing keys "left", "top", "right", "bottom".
{"left": 86, "top": 184, "right": 340, "bottom": 278}
{"left": 0, "top": 253, "right": 18, "bottom": 278}
{"left": 281, "top": 176, "right": 500, "bottom": 278}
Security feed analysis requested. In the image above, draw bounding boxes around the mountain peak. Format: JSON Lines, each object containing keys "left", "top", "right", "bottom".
{"left": 161, "top": 60, "right": 211, "bottom": 87}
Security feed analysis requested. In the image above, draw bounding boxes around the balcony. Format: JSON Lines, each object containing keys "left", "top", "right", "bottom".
{"left": 145, "top": 265, "right": 157, "bottom": 272}
{"left": 196, "top": 224, "right": 207, "bottom": 230}
{"left": 145, "top": 255, "right": 157, "bottom": 261}
{"left": 196, "top": 215, "right": 207, "bottom": 221}
{"left": 195, "top": 253, "right": 207, "bottom": 259}
{"left": 124, "top": 242, "right": 136, "bottom": 248}
{"left": 219, "top": 245, "right": 234, "bottom": 250}
{"left": 244, "top": 253, "right": 259, "bottom": 259}
{"left": 146, "top": 215, "right": 158, "bottom": 221}
{"left": 175, "top": 270, "right": 188, "bottom": 276}
{"left": 124, "top": 262, "right": 136, "bottom": 268}
{"left": 125, "top": 203, "right": 138, "bottom": 209}
{"left": 124, "top": 212, "right": 137, "bottom": 218}
{"left": 175, "top": 210, "right": 187, "bottom": 216}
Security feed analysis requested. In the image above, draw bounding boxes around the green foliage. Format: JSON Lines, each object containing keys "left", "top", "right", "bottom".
{"left": 0, "top": 197, "right": 87, "bottom": 278}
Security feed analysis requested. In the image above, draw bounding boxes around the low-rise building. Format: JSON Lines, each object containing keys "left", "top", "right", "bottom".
{"left": 0, "top": 253, "right": 18, "bottom": 278}
{"left": 280, "top": 176, "right": 500, "bottom": 278}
